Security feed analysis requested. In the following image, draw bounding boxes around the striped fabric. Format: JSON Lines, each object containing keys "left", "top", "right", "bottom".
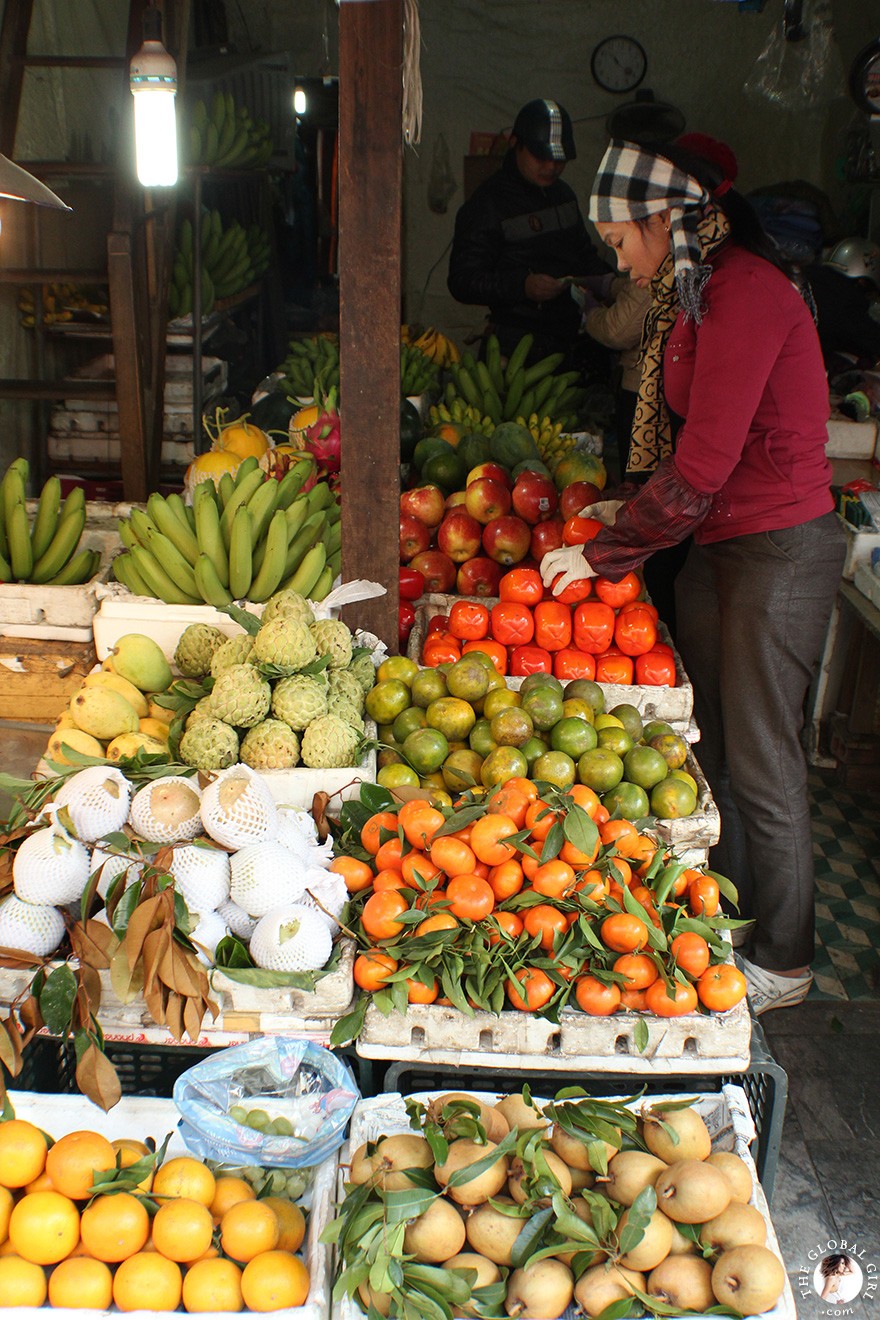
{"left": 543, "top": 101, "right": 566, "bottom": 161}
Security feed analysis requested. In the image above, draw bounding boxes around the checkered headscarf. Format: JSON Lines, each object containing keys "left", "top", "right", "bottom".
{"left": 589, "top": 140, "right": 713, "bottom": 323}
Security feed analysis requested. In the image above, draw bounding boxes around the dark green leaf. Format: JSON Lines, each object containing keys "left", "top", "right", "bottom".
{"left": 616, "top": 1185, "right": 656, "bottom": 1256}
{"left": 539, "top": 820, "right": 565, "bottom": 863}
{"left": 562, "top": 804, "right": 599, "bottom": 858}
{"left": 219, "top": 603, "right": 261, "bottom": 636}
{"left": 431, "top": 803, "right": 487, "bottom": 839}
{"left": 446, "top": 1129, "right": 516, "bottom": 1189}
{"left": 38, "top": 964, "right": 77, "bottom": 1037}
{"left": 330, "top": 994, "right": 369, "bottom": 1048}
{"left": 634, "top": 1016, "right": 649, "bottom": 1054}
{"left": 510, "top": 1205, "right": 553, "bottom": 1268}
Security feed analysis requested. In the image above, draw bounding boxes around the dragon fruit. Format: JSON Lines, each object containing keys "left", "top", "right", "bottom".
{"left": 303, "top": 387, "right": 340, "bottom": 475}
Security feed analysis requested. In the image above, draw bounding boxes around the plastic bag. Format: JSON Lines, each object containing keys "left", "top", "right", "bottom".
{"left": 173, "top": 1037, "right": 359, "bottom": 1168}
{"left": 744, "top": 0, "right": 842, "bottom": 110}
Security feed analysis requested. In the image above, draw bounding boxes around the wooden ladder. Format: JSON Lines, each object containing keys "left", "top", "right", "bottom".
{"left": 0, "top": 0, "right": 190, "bottom": 501}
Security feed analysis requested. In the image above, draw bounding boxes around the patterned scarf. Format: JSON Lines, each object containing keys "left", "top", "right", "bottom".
{"left": 589, "top": 140, "right": 731, "bottom": 473}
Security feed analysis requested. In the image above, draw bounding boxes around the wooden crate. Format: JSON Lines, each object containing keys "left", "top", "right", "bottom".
{"left": 0, "top": 636, "right": 96, "bottom": 723}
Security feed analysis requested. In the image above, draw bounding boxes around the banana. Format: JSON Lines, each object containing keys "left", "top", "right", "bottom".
{"left": 283, "top": 494, "right": 310, "bottom": 541}
{"left": 247, "top": 509, "right": 288, "bottom": 602}
{"left": 194, "top": 552, "right": 233, "bottom": 607}
{"left": 325, "top": 518, "right": 342, "bottom": 557}
{"left": 117, "top": 520, "right": 138, "bottom": 551}
{"left": 504, "top": 368, "right": 526, "bottom": 421}
{"left": 485, "top": 334, "right": 504, "bottom": 395}
{"left": 504, "top": 333, "right": 534, "bottom": 386}
{"left": 2, "top": 460, "right": 27, "bottom": 537}
{"left": 194, "top": 486, "right": 229, "bottom": 588}
{"left": 326, "top": 547, "right": 342, "bottom": 580}
{"left": 0, "top": 543, "right": 11, "bottom": 581}
{"left": 275, "top": 465, "right": 307, "bottom": 510}
{"left": 7, "top": 498, "right": 32, "bottom": 580}
{"left": 283, "top": 512, "right": 326, "bottom": 578}
{"left": 166, "top": 491, "right": 197, "bottom": 535}
{"left": 228, "top": 505, "right": 253, "bottom": 599}
{"left": 44, "top": 547, "right": 99, "bottom": 586}
{"left": 245, "top": 476, "right": 280, "bottom": 548}
{"left": 219, "top": 468, "right": 265, "bottom": 549}
{"left": 147, "top": 492, "right": 199, "bottom": 566}
{"left": 30, "top": 475, "right": 61, "bottom": 562}
{"left": 453, "top": 365, "right": 483, "bottom": 411}
{"left": 309, "top": 563, "right": 335, "bottom": 603}
{"left": 522, "top": 352, "right": 566, "bottom": 389}
{"left": 284, "top": 542, "right": 326, "bottom": 598}
{"left": 233, "top": 454, "right": 261, "bottom": 487}
{"left": 138, "top": 523, "right": 200, "bottom": 598}
{"left": 129, "top": 507, "right": 161, "bottom": 547}
{"left": 31, "top": 505, "right": 85, "bottom": 583}
{"left": 112, "top": 551, "right": 152, "bottom": 597}
{"left": 218, "top": 472, "right": 235, "bottom": 508}
{"left": 129, "top": 544, "right": 200, "bottom": 605}
{"left": 305, "top": 482, "right": 335, "bottom": 516}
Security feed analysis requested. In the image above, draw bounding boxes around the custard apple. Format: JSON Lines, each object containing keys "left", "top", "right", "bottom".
{"left": 328, "top": 668, "right": 365, "bottom": 712}
{"left": 240, "top": 719, "right": 301, "bottom": 771}
{"left": 253, "top": 617, "right": 318, "bottom": 672}
{"left": 347, "top": 651, "right": 378, "bottom": 695}
{"left": 300, "top": 714, "right": 360, "bottom": 769}
{"left": 309, "top": 618, "right": 353, "bottom": 669}
{"left": 261, "top": 589, "right": 315, "bottom": 627}
{"left": 210, "top": 633, "right": 256, "bottom": 676}
{"left": 180, "top": 718, "right": 240, "bottom": 772}
{"left": 174, "top": 624, "right": 226, "bottom": 678}
{"left": 271, "top": 674, "right": 328, "bottom": 731}
{"left": 185, "top": 696, "right": 215, "bottom": 729}
{"left": 207, "top": 665, "right": 271, "bottom": 728}
{"left": 326, "top": 691, "right": 365, "bottom": 732}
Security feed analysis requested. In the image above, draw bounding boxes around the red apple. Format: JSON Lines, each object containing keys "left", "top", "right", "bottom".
{"left": 445, "top": 489, "right": 468, "bottom": 509}
{"left": 559, "top": 480, "right": 603, "bottom": 520}
{"left": 466, "top": 462, "right": 511, "bottom": 488}
{"left": 512, "top": 472, "right": 559, "bottom": 524}
{"left": 530, "top": 518, "right": 565, "bottom": 561}
{"left": 400, "top": 512, "right": 432, "bottom": 562}
{"left": 409, "top": 549, "right": 457, "bottom": 594}
{"left": 465, "top": 478, "right": 512, "bottom": 525}
{"left": 400, "top": 483, "right": 446, "bottom": 528}
{"left": 482, "top": 515, "right": 532, "bottom": 566}
{"left": 457, "top": 557, "right": 503, "bottom": 597}
{"left": 437, "top": 508, "right": 483, "bottom": 563}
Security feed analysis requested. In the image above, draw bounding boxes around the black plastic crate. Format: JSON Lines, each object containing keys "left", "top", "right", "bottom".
{"left": 379, "top": 1018, "right": 787, "bottom": 1206}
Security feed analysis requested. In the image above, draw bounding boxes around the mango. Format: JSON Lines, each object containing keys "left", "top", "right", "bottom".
{"left": 109, "top": 634, "right": 172, "bottom": 694}
{"left": 139, "top": 717, "right": 171, "bottom": 743}
{"left": 70, "top": 687, "right": 140, "bottom": 741}
{"left": 83, "top": 670, "right": 150, "bottom": 718}
{"left": 106, "top": 732, "right": 167, "bottom": 762}
{"left": 46, "top": 727, "right": 106, "bottom": 764}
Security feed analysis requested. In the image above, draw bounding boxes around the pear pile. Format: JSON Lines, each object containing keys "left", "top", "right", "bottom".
{"left": 46, "top": 634, "right": 175, "bottom": 767}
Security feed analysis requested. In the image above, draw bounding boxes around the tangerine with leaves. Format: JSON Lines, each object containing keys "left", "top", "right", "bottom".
{"left": 446, "top": 873, "right": 495, "bottom": 921}
{"left": 574, "top": 868, "right": 608, "bottom": 902}
{"left": 360, "top": 811, "right": 399, "bottom": 856}
{"left": 220, "top": 1199, "right": 280, "bottom": 1264}
{"left": 600, "top": 912, "right": 650, "bottom": 953}
{"left": 688, "top": 875, "right": 720, "bottom": 917}
{"left": 620, "top": 987, "right": 649, "bottom": 1011}
{"left": 45, "top": 1130, "right": 115, "bottom": 1201}
{"left": 49, "top": 1256, "right": 114, "bottom": 1310}
{"left": 361, "top": 890, "right": 409, "bottom": 941}
{"left": 524, "top": 800, "right": 560, "bottom": 841}
{"left": 0, "top": 1119, "right": 49, "bottom": 1189}
{"left": 574, "top": 976, "right": 622, "bottom": 1016}
{"left": 523, "top": 904, "right": 569, "bottom": 952}
{"left": 598, "top": 818, "right": 638, "bottom": 848}
{"left": 241, "top": 1249, "right": 310, "bottom": 1311}
{"left": 9, "top": 1189, "right": 80, "bottom": 1264}
{"left": 487, "top": 859, "right": 524, "bottom": 901}
{"left": 506, "top": 967, "right": 556, "bottom": 1011}
{"left": 428, "top": 835, "right": 477, "bottom": 878}
{"left": 151, "top": 1197, "right": 214, "bottom": 1263}
{"left": 353, "top": 950, "right": 398, "bottom": 992}
{"left": 113, "top": 1251, "right": 183, "bottom": 1312}
{"left": 532, "top": 859, "right": 577, "bottom": 900}
{"left": 397, "top": 800, "right": 446, "bottom": 850}
{"left": 644, "top": 978, "right": 699, "bottom": 1017}
{"left": 613, "top": 953, "right": 659, "bottom": 991}
{"left": 485, "top": 783, "right": 530, "bottom": 828}
{"left": 415, "top": 912, "right": 459, "bottom": 936}
{"left": 372, "top": 869, "right": 407, "bottom": 893}
{"left": 488, "top": 911, "right": 524, "bottom": 944}
{"left": 566, "top": 783, "right": 601, "bottom": 817}
{"left": 151, "top": 1156, "right": 216, "bottom": 1208}
{"left": 111, "top": 1139, "right": 154, "bottom": 1194}
{"left": 696, "top": 964, "right": 748, "bottom": 1012}
{"left": 406, "top": 974, "right": 439, "bottom": 1004}
{"left": 329, "top": 856, "right": 374, "bottom": 893}
{"left": 182, "top": 1257, "right": 244, "bottom": 1313}
{"left": 374, "top": 835, "right": 406, "bottom": 872}
{"left": 606, "top": 856, "right": 633, "bottom": 887}
{"left": 400, "top": 850, "right": 443, "bottom": 888}
{"left": 559, "top": 837, "right": 600, "bottom": 867}
{"left": 469, "top": 812, "right": 519, "bottom": 866}
{"left": 0, "top": 1254, "right": 48, "bottom": 1306}
{"left": 670, "top": 931, "right": 711, "bottom": 978}
{"left": 80, "top": 1190, "right": 150, "bottom": 1262}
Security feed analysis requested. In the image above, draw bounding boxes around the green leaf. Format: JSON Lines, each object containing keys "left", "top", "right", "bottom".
{"left": 539, "top": 820, "right": 565, "bottom": 863}
{"left": 634, "top": 1016, "right": 649, "bottom": 1054}
{"left": 446, "top": 1129, "right": 517, "bottom": 1189}
{"left": 431, "top": 803, "right": 487, "bottom": 839}
{"left": 617, "top": 1185, "right": 656, "bottom": 1257}
{"left": 562, "top": 803, "right": 599, "bottom": 858}
{"left": 405, "top": 1263, "right": 473, "bottom": 1307}
{"left": 381, "top": 1185, "right": 439, "bottom": 1225}
{"left": 705, "top": 868, "right": 740, "bottom": 908}
{"left": 38, "top": 964, "right": 77, "bottom": 1037}
{"left": 219, "top": 602, "right": 261, "bottom": 635}
{"left": 330, "top": 994, "right": 369, "bottom": 1048}
{"left": 510, "top": 1205, "right": 554, "bottom": 1268}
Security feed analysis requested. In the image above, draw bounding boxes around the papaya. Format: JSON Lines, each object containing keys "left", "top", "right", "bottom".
{"left": 553, "top": 452, "right": 607, "bottom": 493}
{"left": 489, "top": 421, "right": 540, "bottom": 469}
{"left": 413, "top": 435, "right": 453, "bottom": 473}
{"left": 456, "top": 432, "right": 492, "bottom": 472}
{"left": 512, "top": 458, "right": 553, "bottom": 480}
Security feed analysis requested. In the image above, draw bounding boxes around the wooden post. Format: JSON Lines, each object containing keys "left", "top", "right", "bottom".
{"left": 338, "top": 0, "right": 402, "bottom": 649}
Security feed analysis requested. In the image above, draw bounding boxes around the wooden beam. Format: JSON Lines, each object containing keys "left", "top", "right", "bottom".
{"left": 338, "top": 0, "right": 402, "bottom": 650}
{"left": 0, "top": 0, "right": 35, "bottom": 157}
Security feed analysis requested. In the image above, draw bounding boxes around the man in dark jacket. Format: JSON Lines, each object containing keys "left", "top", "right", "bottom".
{"left": 447, "top": 99, "right": 608, "bottom": 365}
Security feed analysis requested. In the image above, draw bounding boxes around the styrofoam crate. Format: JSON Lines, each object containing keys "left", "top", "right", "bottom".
{"left": 92, "top": 591, "right": 264, "bottom": 663}
{"left": 408, "top": 597, "right": 695, "bottom": 728}
{"left": 337, "top": 1086, "right": 795, "bottom": 1320}
{"left": 0, "top": 525, "right": 118, "bottom": 639}
{"left": 6, "top": 1088, "right": 335, "bottom": 1320}
{"left": 825, "top": 415, "right": 878, "bottom": 459}
{"left": 840, "top": 516, "right": 880, "bottom": 581}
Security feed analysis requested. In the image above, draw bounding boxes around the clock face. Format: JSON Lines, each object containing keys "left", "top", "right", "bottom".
{"left": 591, "top": 35, "right": 648, "bottom": 95}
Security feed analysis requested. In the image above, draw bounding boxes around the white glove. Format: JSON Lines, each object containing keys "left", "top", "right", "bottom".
{"left": 540, "top": 545, "right": 597, "bottom": 594}
{"left": 580, "top": 499, "right": 625, "bottom": 527}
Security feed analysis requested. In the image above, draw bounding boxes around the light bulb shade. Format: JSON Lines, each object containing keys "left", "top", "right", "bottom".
{"left": 130, "top": 38, "right": 179, "bottom": 187}
{"left": 0, "top": 154, "right": 69, "bottom": 208}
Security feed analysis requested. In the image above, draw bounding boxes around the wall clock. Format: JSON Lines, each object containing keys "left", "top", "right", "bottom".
{"left": 590, "top": 35, "right": 648, "bottom": 96}
{"left": 849, "top": 38, "right": 880, "bottom": 117}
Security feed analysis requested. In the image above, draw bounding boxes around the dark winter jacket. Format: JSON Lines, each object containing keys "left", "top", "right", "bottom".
{"left": 447, "top": 151, "right": 607, "bottom": 359}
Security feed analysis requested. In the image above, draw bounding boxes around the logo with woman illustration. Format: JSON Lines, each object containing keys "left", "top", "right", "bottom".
{"left": 797, "top": 1240, "right": 877, "bottom": 1314}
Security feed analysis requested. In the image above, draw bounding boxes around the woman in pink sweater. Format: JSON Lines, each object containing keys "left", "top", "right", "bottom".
{"left": 542, "top": 140, "right": 845, "bottom": 1014}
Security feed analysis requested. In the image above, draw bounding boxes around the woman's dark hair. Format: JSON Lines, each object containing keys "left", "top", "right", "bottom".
{"left": 651, "top": 141, "right": 798, "bottom": 281}
{"left": 821, "top": 1254, "right": 852, "bottom": 1279}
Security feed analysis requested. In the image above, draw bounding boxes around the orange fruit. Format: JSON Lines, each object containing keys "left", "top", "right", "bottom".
{"left": 688, "top": 875, "right": 720, "bottom": 917}
{"left": 405, "top": 974, "right": 439, "bottom": 1004}
{"left": 110, "top": 1140, "right": 154, "bottom": 1194}
{"left": 0, "top": 1185, "right": 12, "bottom": 1243}
{"left": 9, "top": 1189, "right": 80, "bottom": 1264}
{"left": 353, "top": 949, "right": 398, "bottom": 992}
{"left": 532, "top": 858, "right": 577, "bottom": 900}
{"left": 397, "top": 800, "right": 446, "bottom": 850}
{"left": 428, "top": 834, "right": 477, "bottom": 878}
{"left": 0, "top": 1119, "right": 49, "bottom": 1189}
{"left": 487, "top": 858, "right": 524, "bottom": 901}
{"left": 361, "top": 890, "right": 409, "bottom": 941}
{"left": 670, "top": 931, "right": 711, "bottom": 978}
{"left": 613, "top": 953, "right": 659, "bottom": 991}
{"left": 415, "top": 911, "right": 459, "bottom": 936}
{"left": 182, "top": 1256, "right": 244, "bottom": 1313}
{"left": 209, "top": 1177, "right": 257, "bottom": 1221}
{"left": 488, "top": 911, "right": 524, "bottom": 945}
{"left": 261, "top": 1198, "right": 305, "bottom": 1254}
{"left": 45, "top": 1130, "right": 115, "bottom": 1201}
{"left": 445, "top": 873, "right": 495, "bottom": 922}
{"left": 525, "top": 800, "right": 560, "bottom": 841}
{"left": 329, "top": 855, "right": 374, "bottom": 893}
{"left": 696, "top": 964, "right": 748, "bottom": 1012}
{"left": 469, "top": 813, "right": 519, "bottom": 866}
{"left": 80, "top": 1190, "right": 150, "bottom": 1262}
{"left": 574, "top": 976, "right": 622, "bottom": 1016}
{"left": 400, "top": 851, "right": 443, "bottom": 888}
{"left": 113, "top": 1251, "right": 183, "bottom": 1312}
{"left": 220, "top": 1199, "right": 280, "bottom": 1264}
{"left": 48, "top": 1255, "right": 114, "bottom": 1309}
{"left": 0, "top": 1253, "right": 48, "bottom": 1305}
{"left": 523, "top": 904, "right": 569, "bottom": 952}
{"left": 240, "top": 1249, "right": 310, "bottom": 1311}
{"left": 151, "top": 1198, "right": 214, "bottom": 1263}
{"left": 374, "top": 835, "right": 406, "bottom": 872}
{"left": 645, "top": 978, "right": 699, "bottom": 1017}
{"left": 23, "top": 1169, "right": 55, "bottom": 1193}
{"left": 506, "top": 967, "right": 556, "bottom": 1011}
{"left": 598, "top": 818, "right": 638, "bottom": 847}
{"left": 152, "top": 1156, "right": 216, "bottom": 1207}
{"left": 360, "top": 810, "right": 399, "bottom": 855}
{"left": 600, "top": 912, "right": 650, "bottom": 954}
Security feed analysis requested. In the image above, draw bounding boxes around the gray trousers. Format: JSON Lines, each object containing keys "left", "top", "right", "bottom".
{"left": 674, "top": 512, "right": 846, "bottom": 971}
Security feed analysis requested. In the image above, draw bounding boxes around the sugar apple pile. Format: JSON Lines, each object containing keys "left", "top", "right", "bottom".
{"left": 5, "top": 763, "right": 345, "bottom": 975}
{"left": 173, "top": 591, "right": 375, "bottom": 774}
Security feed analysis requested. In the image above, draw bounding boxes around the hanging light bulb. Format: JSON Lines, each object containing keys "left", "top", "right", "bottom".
{"left": 130, "top": 3, "right": 178, "bottom": 187}
{"left": 294, "top": 87, "right": 307, "bottom": 116}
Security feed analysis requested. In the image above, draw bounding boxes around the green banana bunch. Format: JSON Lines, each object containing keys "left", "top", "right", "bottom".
{"left": 400, "top": 343, "right": 439, "bottom": 398}
{"left": 185, "top": 96, "right": 275, "bottom": 168}
{"left": 436, "top": 331, "right": 588, "bottom": 433}
{"left": 276, "top": 335, "right": 340, "bottom": 399}
{"left": 169, "top": 209, "right": 266, "bottom": 321}
{"left": 113, "top": 462, "right": 339, "bottom": 606}
{"left": 0, "top": 460, "right": 96, "bottom": 585}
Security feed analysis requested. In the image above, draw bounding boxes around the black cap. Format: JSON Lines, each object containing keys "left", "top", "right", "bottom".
{"left": 512, "top": 99, "right": 576, "bottom": 162}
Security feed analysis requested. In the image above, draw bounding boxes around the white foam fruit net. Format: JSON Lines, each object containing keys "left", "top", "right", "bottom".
{"left": 188, "top": 910, "right": 228, "bottom": 966}
{"left": 0, "top": 893, "right": 66, "bottom": 956}
{"left": 129, "top": 777, "right": 203, "bottom": 844}
{"left": 300, "top": 868, "right": 348, "bottom": 932}
{"left": 14, "top": 826, "right": 91, "bottom": 906}
{"left": 200, "top": 765, "right": 278, "bottom": 849}
{"left": 275, "top": 806, "right": 334, "bottom": 868}
{"left": 170, "top": 844, "right": 231, "bottom": 915}
{"left": 248, "top": 903, "right": 332, "bottom": 972}
{"left": 52, "top": 766, "right": 132, "bottom": 843}
{"left": 229, "top": 841, "right": 306, "bottom": 917}
{"left": 90, "top": 848, "right": 143, "bottom": 901}
{"left": 216, "top": 899, "right": 258, "bottom": 940}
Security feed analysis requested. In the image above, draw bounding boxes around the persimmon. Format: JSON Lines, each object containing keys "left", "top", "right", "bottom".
{"left": 696, "top": 964, "right": 748, "bottom": 1012}
{"left": 329, "top": 856, "right": 374, "bottom": 894}
{"left": 487, "top": 859, "right": 525, "bottom": 901}
{"left": 361, "top": 890, "right": 408, "bottom": 941}
{"left": 523, "top": 904, "right": 569, "bottom": 952}
{"left": 446, "top": 873, "right": 495, "bottom": 922}
{"left": 644, "top": 978, "right": 699, "bottom": 1017}
{"left": 360, "top": 811, "right": 399, "bottom": 856}
{"left": 429, "top": 835, "right": 477, "bottom": 878}
{"left": 488, "top": 911, "right": 524, "bottom": 944}
{"left": 670, "top": 932, "right": 711, "bottom": 978}
{"left": 397, "top": 800, "right": 446, "bottom": 850}
{"left": 506, "top": 967, "right": 556, "bottom": 1011}
{"left": 531, "top": 858, "right": 577, "bottom": 900}
{"left": 574, "top": 976, "right": 621, "bottom": 1016}
{"left": 613, "top": 953, "right": 659, "bottom": 991}
{"left": 600, "top": 912, "right": 650, "bottom": 953}
{"left": 688, "top": 875, "right": 720, "bottom": 917}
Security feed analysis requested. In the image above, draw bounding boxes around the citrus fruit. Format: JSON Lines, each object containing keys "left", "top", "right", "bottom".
{"left": 649, "top": 733, "right": 689, "bottom": 770}
{"left": 643, "top": 720, "right": 675, "bottom": 742}
{"left": 240, "top": 1249, "right": 310, "bottom": 1311}
{"left": 49, "top": 1255, "right": 114, "bottom": 1309}
{"left": 80, "top": 1190, "right": 150, "bottom": 1261}
{"left": 0, "top": 1254, "right": 48, "bottom": 1305}
{"left": 45, "top": 1130, "right": 115, "bottom": 1201}
{"left": 377, "top": 764, "right": 420, "bottom": 790}
{"left": 602, "top": 781, "right": 651, "bottom": 820}
{"left": 564, "top": 678, "right": 604, "bottom": 713}
{"left": 210, "top": 1176, "right": 257, "bottom": 1221}
{"left": 0, "top": 1120, "right": 49, "bottom": 1189}
{"left": 650, "top": 778, "right": 697, "bottom": 819}
{"left": 623, "top": 746, "right": 669, "bottom": 791}
{"left": 532, "top": 750, "right": 576, "bottom": 790}
{"left": 480, "top": 746, "right": 528, "bottom": 788}
{"left": 220, "top": 1199, "right": 280, "bottom": 1264}
{"left": 402, "top": 727, "right": 449, "bottom": 775}
{"left": 260, "top": 1198, "right": 305, "bottom": 1254}
{"left": 561, "top": 697, "right": 595, "bottom": 722}
{"left": 490, "top": 708, "right": 534, "bottom": 747}
{"left": 594, "top": 713, "right": 624, "bottom": 731}
{"left": 468, "top": 717, "right": 498, "bottom": 758}
{"left": 521, "top": 685, "right": 564, "bottom": 732}
{"left": 669, "top": 768, "right": 699, "bottom": 794}
{"left": 483, "top": 688, "right": 521, "bottom": 718}
{"left": 446, "top": 656, "right": 490, "bottom": 702}
{"left": 377, "top": 656, "right": 418, "bottom": 685}
{"left": 423, "top": 449, "right": 467, "bottom": 493}
{"left": 520, "top": 735, "right": 549, "bottom": 767}
{"left": 609, "top": 703, "right": 644, "bottom": 741}
{"left": 392, "top": 705, "right": 427, "bottom": 742}
{"left": 441, "top": 748, "right": 484, "bottom": 792}
{"left": 410, "top": 668, "right": 448, "bottom": 707}
{"left": 426, "top": 696, "right": 476, "bottom": 741}
{"left": 413, "top": 436, "right": 452, "bottom": 470}
{"left": 519, "top": 672, "right": 563, "bottom": 698}
{"left": 111, "top": 1139, "right": 154, "bottom": 1193}
{"left": 0, "top": 1185, "right": 12, "bottom": 1242}
{"left": 365, "top": 679, "right": 411, "bottom": 724}
{"left": 596, "top": 725, "right": 634, "bottom": 757}
{"left": 152, "top": 1156, "right": 216, "bottom": 1208}
{"left": 9, "top": 1189, "right": 80, "bottom": 1264}
{"left": 151, "top": 1197, "right": 214, "bottom": 1263}
{"left": 550, "top": 716, "right": 597, "bottom": 758}
{"left": 577, "top": 748, "right": 624, "bottom": 793}
{"left": 113, "top": 1251, "right": 183, "bottom": 1312}
{"left": 182, "top": 1256, "right": 244, "bottom": 1313}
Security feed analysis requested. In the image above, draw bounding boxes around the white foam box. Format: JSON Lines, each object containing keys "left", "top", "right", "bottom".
{"left": 6, "top": 1089, "right": 336, "bottom": 1320}
{"left": 840, "top": 516, "right": 880, "bottom": 581}
{"left": 826, "top": 415, "right": 879, "bottom": 459}
{"left": 337, "top": 1087, "right": 795, "bottom": 1320}
{"left": 92, "top": 590, "right": 264, "bottom": 663}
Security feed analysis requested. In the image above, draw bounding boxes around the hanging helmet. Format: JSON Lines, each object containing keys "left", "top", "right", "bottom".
{"left": 824, "top": 238, "right": 880, "bottom": 289}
